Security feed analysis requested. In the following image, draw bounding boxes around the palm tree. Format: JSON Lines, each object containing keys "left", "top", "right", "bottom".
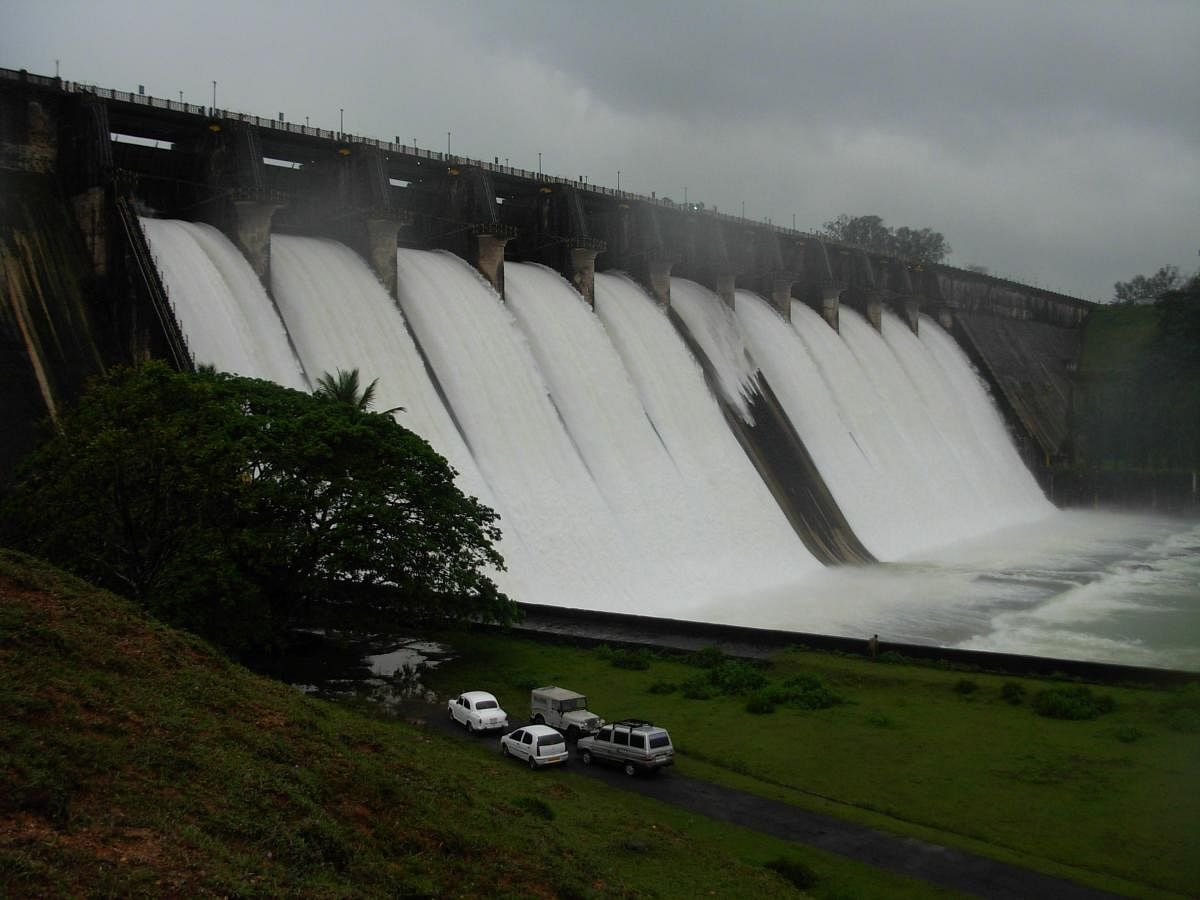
{"left": 313, "top": 368, "right": 379, "bottom": 410}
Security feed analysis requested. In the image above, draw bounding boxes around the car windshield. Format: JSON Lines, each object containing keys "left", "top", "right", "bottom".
{"left": 537, "top": 735, "right": 565, "bottom": 749}
{"left": 649, "top": 734, "right": 671, "bottom": 749}
{"left": 475, "top": 700, "right": 498, "bottom": 710}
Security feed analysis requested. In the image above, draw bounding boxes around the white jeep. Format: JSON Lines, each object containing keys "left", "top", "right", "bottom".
{"left": 529, "top": 686, "right": 604, "bottom": 740}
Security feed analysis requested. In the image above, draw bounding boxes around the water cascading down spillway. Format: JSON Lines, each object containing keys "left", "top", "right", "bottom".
{"left": 141, "top": 216, "right": 1054, "bottom": 623}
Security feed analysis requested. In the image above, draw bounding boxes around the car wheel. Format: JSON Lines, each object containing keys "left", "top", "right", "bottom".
{"left": 581, "top": 751, "right": 592, "bottom": 766}
{"left": 466, "top": 720, "right": 475, "bottom": 734}
{"left": 624, "top": 762, "right": 637, "bottom": 777}
{"left": 501, "top": 743, "right": 509, "bottom": 757}
{"left": 566, "top": 726, "right": 579, "bottom": 742}
{"left": 528, "top": 755, "right": 538, "bottom": 770}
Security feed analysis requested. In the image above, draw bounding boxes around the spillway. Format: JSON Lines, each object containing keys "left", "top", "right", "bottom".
{"left": 140, "top": 218, "right": 307, "bottom": 390}
{"left": 138, "top": 221, "right": 1195, "bottom": 669}
{"left": 395, "top": 249, "right": 663, "bottom": 613}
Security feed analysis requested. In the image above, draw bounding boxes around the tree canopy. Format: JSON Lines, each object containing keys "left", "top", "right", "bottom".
{"left": 1112, "top": 264, "right": 1185, "bottom": 305}
{"left": 821, "top": 214, "right": 951, "bottom": 263}
{"left": 0, "top": 363, "right": 514, "bottom": 654}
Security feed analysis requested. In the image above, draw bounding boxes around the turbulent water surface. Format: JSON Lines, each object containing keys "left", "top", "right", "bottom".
{"left": 143, "top": 219, "right": 1200, "bottom": 671}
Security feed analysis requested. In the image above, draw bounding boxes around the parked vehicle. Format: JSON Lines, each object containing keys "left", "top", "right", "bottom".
{"left": 529, "top": 686, "right": 604, "bottom": 740}
{"left": 499, "top": 724, "right": 569, "bottom": 770}
{"left": 575, "top": 720, "right": 674, "bottom": 776}
{"left": 447, "top": 691, "right": 509, "bottom": 733}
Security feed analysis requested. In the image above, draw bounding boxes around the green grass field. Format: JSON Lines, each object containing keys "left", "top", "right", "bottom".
{"left": 426, "top": 630, "right": 1200, "bottom": 897}
{"left": 1, "top": 549, "right": 966, "bottom": 898}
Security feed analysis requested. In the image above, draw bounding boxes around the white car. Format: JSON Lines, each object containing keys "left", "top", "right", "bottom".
{"left": 447, "top": 691, "right": 509, "bottom": 733}
{"left": 499, "top": 724, "right": 569, "bottom": 770}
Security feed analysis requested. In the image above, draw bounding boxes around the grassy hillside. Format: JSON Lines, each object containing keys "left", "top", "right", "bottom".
{"left": 427, "top": 631, "right": 1200, "bottom": 897}
{"left": 0, "top": 550, "right": 956, "bottom": 898}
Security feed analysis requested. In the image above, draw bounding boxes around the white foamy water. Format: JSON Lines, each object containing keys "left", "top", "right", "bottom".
{"left": 144, "top": 225, "right": 1196, "bottom": 670}
{"left": 694, "top": 511, "right": 1200, "bottom": 671}
{"left": 140, "top": 218, "right": 307, "bottom": 389}
{"left": 506, "top": 266, "right": 818, "bottom": 609}
{"left": 268, "top": 235, "right": 536, "bottom": 599}
{"left": 396, "top": 250, "right": 664, "bottom": 613}
{"left": 668, "top": 278, "right": 758, "bottom": 422}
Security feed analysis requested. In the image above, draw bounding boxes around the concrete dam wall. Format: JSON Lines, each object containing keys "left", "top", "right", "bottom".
{"left": 0, "top": 67, "right": 1087, "bottom": 525}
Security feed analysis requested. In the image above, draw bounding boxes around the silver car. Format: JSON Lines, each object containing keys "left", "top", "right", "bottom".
{"left": 576, "top": 719, "right": 674, "bottom": 776}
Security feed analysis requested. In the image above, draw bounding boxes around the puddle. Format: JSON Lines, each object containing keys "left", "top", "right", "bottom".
{"left": 250, "top": 630, "right": 454, "bottom": 710}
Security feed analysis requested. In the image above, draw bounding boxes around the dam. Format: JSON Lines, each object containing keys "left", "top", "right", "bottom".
{"left": 3, "top": 68, "right": 1197, "bottom": 670}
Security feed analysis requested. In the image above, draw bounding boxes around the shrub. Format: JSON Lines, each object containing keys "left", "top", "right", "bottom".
{"left": 681, "top": 677, "right": 714, "bottom": 700}
{"left": 866, "top": 710, "right": 892, "bottom": 728}
{"left": 1001, "top": 682, "right": 1026, "bottom": 705}
{"left": 954, "top": 679, "right": 979, "bottom": 695}
{"left": 1032, "top": 686, "right": 1116, "bottom": 720}
{"left": 778, "top": 675, "right": 843, "bottom": 710}
{"left": 745, "top": 690, "right": 777, "bottom": 715}
{"left": 707, "top": 659, "right": 768, "bottom": 695}
{"left": 610, "top": 648, "right": 653, "bottom": 671}
{"left": 1114, "top": 725, "right": 1145, "bottom": 744}
{"left": 1160, "top": 684, "right": 1200, "bottom": 733}
{"left": 646, "top": 680, "right": 677, "bottom": 695}
{"left": 690, "top": 646, "right": 727, "bottom": 669}
{"left": 764, "top": 857, "right": 819, "bottom": 891}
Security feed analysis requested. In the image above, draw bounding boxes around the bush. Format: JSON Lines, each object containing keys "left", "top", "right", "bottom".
{"left": 707, "top": 659, "right": 768, "bottom": 695}
{"left": 690, "top": 646, "right": 728, "bottom": 669}
{"left": 745, "top": 690, "right": 777, "bottom": 715}
{"left": 954, "top": 679, "right": 979, "bottom": 695}
{"left": 610, "top": 648, "right": 653, "bottom": 671}
{"left": 1032, "top": 686, "right": 1116, "bottom": 720}
{"left": 779, "top": 674, "right": 843, "bottom": 710}
{"left": 1160, "top": 684, "right": 1200, "bottom": 733}
{"left": 1001, "top": 682, "right": 1026, "bottom": 705}
{"left": 764, "top": 857, "right": 818, "bottom": 891}
{"left": 1114, "top": 725, "right": 1144, "bottom": 744}
{"left": 646, "top": 680, "right": 676, "bottom": 695}
{"left": 681, "top": 677, "right": 714, "bottom": 700}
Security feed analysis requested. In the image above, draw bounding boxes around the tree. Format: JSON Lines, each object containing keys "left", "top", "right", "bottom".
{"left": 1113, "top": 265, "right": 1183, "bottom": 304}
{"left": 821, "top": 214, "right": 951, "bottom": 263}
{"left": 314, "top": 367, "right": 379, "bottom": 410}
{"left": 1, "top": 363, "right": 514, "bottom": 654}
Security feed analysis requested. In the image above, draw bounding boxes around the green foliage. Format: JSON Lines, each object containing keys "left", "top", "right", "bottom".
{"left": 821, "top": 213, "right": 951, "bottom": 263}
{"left": 1001, "top": 682, "right": 1027, "bottom": 705}
{"left": 764, "top": 857, "right": 819, "bottom": 891}
{"left": 1032, "top": 687, "right": 1116, "bottom": 721}
{"left": 1114, "top": 726, "right": 1144, "bottom": 744}
{"left": 312, "top": 367, "right": 380, "bottom": 410}
{"left": 680, "top": 676, "right": 714, "bottom": 700}
{"left": 609, "top": 648, "right": 654, "bottom": 671}
{"left": 954, "top": 679, "right": 979, "bottom": 695}
{"left": 646, "top": 680, "right": 677, "bottom": 695}
{"left": 1160, "top": 684, "right": 1200, "bottom": 733}
{"left": 745, "top": 690, "right": 777, "bottom": 715}
{"left": 0, "top": 363, "right": 513, "bottom": 654}
{"left": 690, "top": 645, "right": 728, "bottom": 669}
{"left": 1074, "top": 281, "right": 1200, "bottom": 470}
{"left": 1112, "top": 264, "right": 1184, "bottom": 305}
{"left": 707, "top": 659, "right": 769, "bottom": 695}
{"left": 779, "top": 674, "right": 843, "bottom": 710}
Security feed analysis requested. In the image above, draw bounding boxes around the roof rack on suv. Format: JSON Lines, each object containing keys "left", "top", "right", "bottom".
{"left": 611, "top": 719, "right": 656, "bottom": 728}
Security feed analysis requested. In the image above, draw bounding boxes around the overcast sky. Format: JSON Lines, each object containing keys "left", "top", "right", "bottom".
{"left": 4, "top": 0, "right": 1198, "bottom": 301}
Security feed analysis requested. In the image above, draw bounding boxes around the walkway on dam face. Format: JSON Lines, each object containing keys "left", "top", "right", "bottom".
{"left": 411, "top": 703, "right": 1127, "bottom": 900}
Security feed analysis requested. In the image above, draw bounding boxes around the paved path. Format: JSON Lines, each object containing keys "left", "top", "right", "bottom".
{"left": 414, "top": 705, "right": 1127, "bottom": 900}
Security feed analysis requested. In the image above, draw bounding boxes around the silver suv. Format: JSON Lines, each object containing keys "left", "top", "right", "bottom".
{"left": 575, "top": 719, "right": 674, "bottom": 776}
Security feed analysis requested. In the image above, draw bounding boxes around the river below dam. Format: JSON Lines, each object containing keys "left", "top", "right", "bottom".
{"left": 691, "top": 509, "right": 1200, "bottom": 672}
